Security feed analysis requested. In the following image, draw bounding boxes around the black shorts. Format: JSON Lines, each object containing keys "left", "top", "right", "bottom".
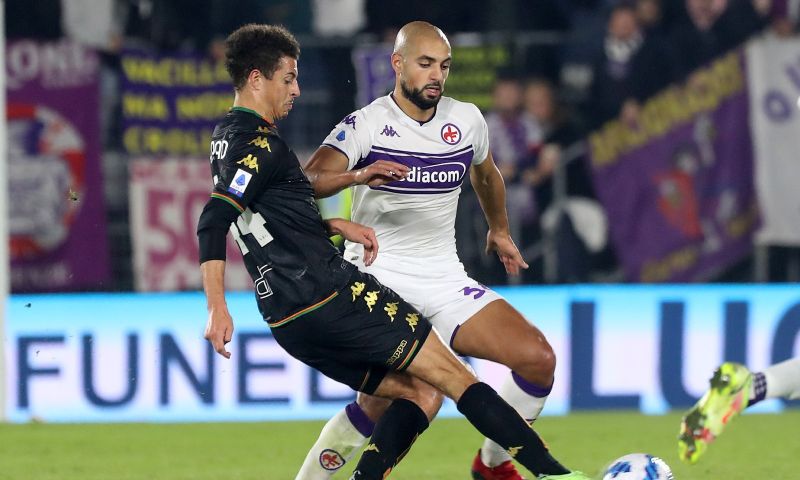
{"left": 269, "top": 269, "right": 432, "bottom": 394}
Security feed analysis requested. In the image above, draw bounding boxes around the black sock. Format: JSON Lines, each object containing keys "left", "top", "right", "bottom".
{"left": 350, "top": 398, "right": 429, "bottom": 480}
{"left": 457, "top": 382, "right": 570, "bottom": 476}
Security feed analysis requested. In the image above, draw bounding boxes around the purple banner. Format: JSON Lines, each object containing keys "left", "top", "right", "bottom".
{"left": 7, "top": 39, "right": 110, "bottom": 291}
{"left": 351, "top": 44, "right": 394, "bottom": 107}
{"left": 120, "top": 49, "right": 231, "bottom": 157}
{"left": 588, "top": 52, "right": 759, "bottom": 282}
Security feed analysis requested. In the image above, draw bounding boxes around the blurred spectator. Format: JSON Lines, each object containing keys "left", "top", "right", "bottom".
{"left": 61, "top": 0, "right": 124, "bottom": 51}
{"left": 587, "top": 2, "right": 676, "bottom": 129}
{"left": 6, "top": 0, "right": 63, "bottom": 39}
{"left": 636, "top": 0, "right": 671, "bottom": 38}
{"left": 60, "top": 0, "right": 128, "bottom": 152}
{"left": 487, "top": 77, "right": 543, "bottom": 185}
{"left": 485, "top": 77, "right": 543, "bottom": 266}
{"left": 313, "top": 0, "right": 365, "bottom": 36}
{"left": 669, "top": 0, "right": 769, "bottom": 79}
{"left": 765, "top": 0, "right": 800, "bottom": 35}
{"left": 521, "top": 79, "right": 590, "bottom": 212}
{"left": 522, "top": 79, "right": 611, "bottom": 282}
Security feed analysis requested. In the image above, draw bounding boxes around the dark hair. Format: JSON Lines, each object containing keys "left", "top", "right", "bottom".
{"left": 225, "top": 24, "right": 300, "bottom": 90}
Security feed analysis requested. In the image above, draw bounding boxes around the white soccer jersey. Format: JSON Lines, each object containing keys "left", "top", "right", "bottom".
{"left": 321, "top": 94, "right": 489, "bottom": 260}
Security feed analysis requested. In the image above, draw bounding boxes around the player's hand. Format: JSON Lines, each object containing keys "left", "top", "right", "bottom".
{"left": 354, "top": 160, "right": 410, "bottom": 187}
{"left": 337, "top": 220, "right": 379, "bottom": 266}
{"left": 204, "top": 306, "right": 234, "bottom": 359}
{"left": 486, "top": 230, "right": 529, "bottom": 276}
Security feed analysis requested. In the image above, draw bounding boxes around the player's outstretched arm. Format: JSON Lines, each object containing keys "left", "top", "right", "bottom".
{"left": 324, "top": 218, "right": 379, "bottom": 265}
{"left": 201, "top": 260, "right": 234, "bottom": 359}
{"left": 470, "top": 152, "right": 529, "bottom": 275}
{"left": 197, "top": 195, "right": 241, "bottom": 359}
{"left": 305, "top": 146, "right": 409, "bottom": 198}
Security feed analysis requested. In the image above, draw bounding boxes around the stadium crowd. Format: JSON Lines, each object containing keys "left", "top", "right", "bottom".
{"left": 6, "top": 0, "right": 800, "bottom": 291}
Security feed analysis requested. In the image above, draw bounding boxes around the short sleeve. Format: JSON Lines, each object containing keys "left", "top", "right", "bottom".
{"left": 470, "top": 105, "right": 490, "bottom": 166}
{"left": 212, "top": 132, "right": 285, "bottom": 211}
{"left": 320, "top": 109, "right": 373, "bottom": 170}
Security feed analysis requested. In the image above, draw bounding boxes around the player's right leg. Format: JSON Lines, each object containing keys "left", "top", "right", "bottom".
{"left": 351, "top": 328, "right": 588, "bottom": 480}
{"left": 294, "top": 394, "right": 387, "bottom": 479}
{"left": 678, "top": 362, "right": 752, "bottom": 464}
{"left": 750, "top": 357, "right": 800, "bottom": 404}
{"left": 679, "top": 357, "right": 800, "bottom": 464}
{"left": 295, "top": 388, "right": 443, "bottom": 479}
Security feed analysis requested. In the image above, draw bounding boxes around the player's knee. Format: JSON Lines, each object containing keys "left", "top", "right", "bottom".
{"left": 419, "top": 385, "right": 444, "bottom": 421}
{"left": 356, "top": 393, "right": 392, "bottom": 422}
{"left": 410, "top": 382, "right": 444, "bottom": 421}
{"left": 514, "top": 340, "right": 556, "bottom": 383}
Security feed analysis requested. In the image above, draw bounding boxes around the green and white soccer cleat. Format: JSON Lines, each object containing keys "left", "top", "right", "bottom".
{"left": 678, "top": 362, "right": 753, "bottom": 464}
{"left": 538, "top": 472, "right": 591, "bottom": 479}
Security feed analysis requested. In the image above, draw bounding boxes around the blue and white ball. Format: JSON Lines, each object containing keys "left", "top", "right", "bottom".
{"left": 602, "top": 453, "right": 674, "bottom": 480}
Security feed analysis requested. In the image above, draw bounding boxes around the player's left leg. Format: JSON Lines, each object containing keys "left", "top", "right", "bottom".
{"left": 351, "top": 328, "right": 585, "bottom": 480}
{"left": 450, "top": 299, "right": 556, "bottom": 479}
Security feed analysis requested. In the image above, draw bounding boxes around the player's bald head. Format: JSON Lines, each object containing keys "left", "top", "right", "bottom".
{"left": 393, "top": 21, "right": 450, "bottom": 56}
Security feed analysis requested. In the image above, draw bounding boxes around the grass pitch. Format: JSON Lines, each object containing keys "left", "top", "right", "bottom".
{"left": 2, "top": 411, "right": 798, "bottom": 479}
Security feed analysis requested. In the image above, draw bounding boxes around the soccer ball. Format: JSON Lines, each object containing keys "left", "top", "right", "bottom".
{"left": 601, "top": 453, "right": 674, "bottom": 480}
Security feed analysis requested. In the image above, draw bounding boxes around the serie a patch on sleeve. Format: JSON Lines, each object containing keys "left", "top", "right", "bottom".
{"left": 227, "top": 168, "right": 253, "bottom": 197}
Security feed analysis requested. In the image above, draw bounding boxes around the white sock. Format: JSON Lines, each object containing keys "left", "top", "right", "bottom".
{"left": 762, "top": 357, "right": 800, "bottom": 401}
{"left": 480, "top": 371, "right": 551, "bottom": 468}
{"left": 295, "top": 404, "right": 372, "bottom": 479}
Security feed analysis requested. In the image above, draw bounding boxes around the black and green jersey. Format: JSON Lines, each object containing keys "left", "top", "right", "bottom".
{"left": 206, "top": 107, "right": 356, "bottom": 325}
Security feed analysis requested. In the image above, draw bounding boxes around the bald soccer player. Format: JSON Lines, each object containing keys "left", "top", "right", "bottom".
{"left": 296, "top": 21, "right": 568, "bottom": 480}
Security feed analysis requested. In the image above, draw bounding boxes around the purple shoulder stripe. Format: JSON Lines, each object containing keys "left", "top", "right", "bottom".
{"left": 371, "top": 144, "right": 473, "bottom": 158}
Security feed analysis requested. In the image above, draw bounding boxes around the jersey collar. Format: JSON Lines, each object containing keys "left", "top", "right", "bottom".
{"left": 388, "top": 93, "right": 438, "bottom": 127}
{"left": 231, "top": 106, "right": 274, "bottom": 128}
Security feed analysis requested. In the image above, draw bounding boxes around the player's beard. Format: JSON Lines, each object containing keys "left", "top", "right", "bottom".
{"left": 400, "top": 79, "right": 442, "bottom": 110}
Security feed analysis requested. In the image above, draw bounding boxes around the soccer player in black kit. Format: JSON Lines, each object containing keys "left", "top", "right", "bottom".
{"left": 196, "top": 24, "right": 588, "bottom": 480}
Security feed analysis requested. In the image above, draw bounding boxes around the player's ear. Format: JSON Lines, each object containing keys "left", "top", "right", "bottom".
{"left": 390, "top": 52, "right": 403, "bottom": 75}
{"left": 248, "top": 69, "right": 262, "bottom": 90}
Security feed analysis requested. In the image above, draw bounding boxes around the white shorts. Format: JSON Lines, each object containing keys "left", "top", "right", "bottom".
{"left": 348, "top": 251, "right": 503, "bottom": 348}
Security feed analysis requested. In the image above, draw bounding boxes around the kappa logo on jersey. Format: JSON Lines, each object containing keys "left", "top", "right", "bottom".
{"left": 336, "top": 130, "right": 346, "bottom": 141}
{"left": 384, "top": 302, "right": 399, "bottom": 322}
{"left": 380, "top": 125, "right": 400, "bottom": 137}
{"left": 237, "top": 154, "right": 259, "bottom": 173}
{"left": 405, "top": 312, "right": 419, "bottom": 332}
{"left": 364, "top": 443, "right": 380, "bottom": 453}
{"left": 248, "top": 136, "right": 271, "bottom": 151}
{"left": 364, "top": 291, "right": 379, "bottom": 312}
{"left": 227, "top": 169, "right": 252, "bottom": 197}
{"left": 257, "top": 125, "right": 271, "bottom": 133}
{"left": 507, "top": 446, "right": 523, "bottom": 458}
{"left": 351, "top": 281, "right": 365, "bottom": 301}
{"left": 341, "top": 114, "right": 357, "bottom": 129}
{"left": 319, "top": 449, "right": 345, "bottom": 471}
{"left": 441, "top": 123, "right": 462, "bottom": 145}
{"left": 387, "top": 339, "right": 408, "bottom": 366}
